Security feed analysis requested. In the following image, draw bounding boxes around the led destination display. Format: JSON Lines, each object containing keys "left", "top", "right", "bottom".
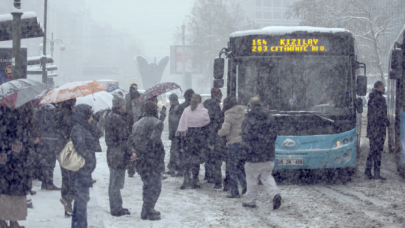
{"left": 252, "top": 38, "right": 328, "bottom": 53}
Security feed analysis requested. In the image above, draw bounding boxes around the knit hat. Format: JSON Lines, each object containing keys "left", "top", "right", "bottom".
{"left": 130, "top": 90, "right": 140, "bottom": 99}
{"left": 112, "top": 95, "right": 126, "bottom": 109}
{"left": 211, "top": 87, "right": 221, "bottom": 97}
{"left": 169, "top": 93, "right": 178, "bottom": 102}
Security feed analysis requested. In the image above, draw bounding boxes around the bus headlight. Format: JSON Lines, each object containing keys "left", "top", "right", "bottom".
{"left": 343, "top": 139, "right": 349, "bottom": 144}
{"left": 336, "top": 141, "right": 341, "bottom": 147}
{"left": 343, "top": 153, "right": 349, "bottom": 159}
{"left": 334, "top": 157, "right": 341, "bottom": 163}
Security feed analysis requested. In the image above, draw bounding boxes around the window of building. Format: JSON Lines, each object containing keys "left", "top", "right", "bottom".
{"left": 283, "top": 0, "right": 292, "bottom": 7}
{"left": 256, "top": 0, "right": 262, "bottom": 6}
{"left": 263, "top": 11, "right": 272, "bottom": 19}
{"left": 263, "top": 0, "right": 272, "bottom": 7}
{"left": 256, "top": 11, "right": 262, "bottom": 19}
{"left": 273, "top": 12, "right": 282, "bottom": 19}
{"left": 273, "top": 0, "right": 282, "bottom": 7}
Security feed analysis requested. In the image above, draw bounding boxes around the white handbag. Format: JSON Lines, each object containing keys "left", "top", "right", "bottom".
{"left": 58, "top": 139, "right": 85, "bottom": 172}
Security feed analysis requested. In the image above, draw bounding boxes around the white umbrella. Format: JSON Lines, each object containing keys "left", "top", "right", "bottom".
{"left": 76, "top": 91, "right": 113, "bottom": 112}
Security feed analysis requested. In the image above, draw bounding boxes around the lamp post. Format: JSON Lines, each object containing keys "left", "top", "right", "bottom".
{"left": 11, "top": 0, "right": 23, "bottom": 80}
{"left": 39, "top": 33, "right": 65, "bottom": 58}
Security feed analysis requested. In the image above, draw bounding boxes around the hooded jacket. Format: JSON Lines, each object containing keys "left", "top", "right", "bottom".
{"left": 218, "top": 105, "right": 246, "bottom": 146}
{"left": 105, "top": 109, "right": 132, "bottom": 169}
{"left": 367, "top": 89, "right": 390, "bottom": 138}
{"left": 71, "top": 104, "right": 97, "bottom": 187}
{"left": 241, "top": 105, "right": 278, "bottom": 163}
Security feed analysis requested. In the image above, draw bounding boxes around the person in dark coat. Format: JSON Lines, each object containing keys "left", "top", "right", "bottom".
{"left": 165, "top": 93, "right": 182, "bottom": 176}
{"left": 90, "top": 112, "right": 104, "bottom": 153}
{"left": 126, "top": 89, "right": 141, "bottom": 178}
{"left": 365, "top": 81, "right": 390, "bottom": 180}
{"left": 70, "top": 104, "right": 97, "bottom": 228}
{"left": 128, "top": 101, "right": 165, "bottom": 220}
{"left": 203, "top": 88, "right": 225, "bottom": 189}
{"left": 37, "top": 103, "right": 61, "bottom": 190}
{"left": 0, "top": 105, "right": 39, "bottom": 228}
{"left": 54, "top": 98, "right": 76, "bottom": 217}
{"left": 105, "top": 96, "right": 133, "bottom": 217}
{"left": 241, "top": 97, "right": 281, "bottom": 210}
{"left": 177, "top": 94, "right": 210, "bottom": 190}
{"left": 178, "top": 89, "right": 195, "bottom": 116}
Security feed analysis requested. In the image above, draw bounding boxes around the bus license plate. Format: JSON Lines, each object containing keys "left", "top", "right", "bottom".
{"left": 277, "top": 159, "right": 303, "bottom": 166}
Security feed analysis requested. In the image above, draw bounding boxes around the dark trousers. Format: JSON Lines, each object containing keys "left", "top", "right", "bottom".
{"left": 204, "top": 158, "right": 222, "bottom": 184}
{"left": 71, "top": 180, "right": 90, "bottom": 228}
{"left": 139, "top": 172, "right": 162, "bottom": 215}
{"left": 183, "top": 163, "right": 200, "bottom": 186}
{"left": 167, "top": 138, "right": 182, "bottom": 172}
{"left": 127, "top": 162, "right": 136, "bottom": 177}
{"left": 224, "top": 157, "right": 245, "bottom": 187}
{"left": 61, "top": 166, "right": 75, "bottom": 208}
{"left": 228, "top": 143, "right": 247, "bottom": 196}
{"left": 366, "top": 136, "right": 385, "bottom": 175}
{"left": 108, "top": 168, "right": 125, "bottom": 214}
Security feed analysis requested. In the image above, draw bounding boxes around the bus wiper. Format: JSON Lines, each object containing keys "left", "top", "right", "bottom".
{"left": 312, "top": 114, "right": 335, "bottom": 123}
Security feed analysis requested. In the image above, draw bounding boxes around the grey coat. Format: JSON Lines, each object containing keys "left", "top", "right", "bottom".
{"left": 128, "top": 115, "right": 165, "bottom": 173}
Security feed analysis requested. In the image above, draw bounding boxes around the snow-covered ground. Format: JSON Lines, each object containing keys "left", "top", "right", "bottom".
{"left": 19, "top": 126, "right": 405, "bottom": 228}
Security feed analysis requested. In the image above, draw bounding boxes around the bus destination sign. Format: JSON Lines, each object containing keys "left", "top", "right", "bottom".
{"left": 252, "top": 38, "right": 328, "bottom": 53}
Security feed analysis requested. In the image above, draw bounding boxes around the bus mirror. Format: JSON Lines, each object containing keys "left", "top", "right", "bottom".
{"left": 214, "top": 58, "right": 225, "bottom": 79}
{"left": 354, "top": 98, "right": 363, "bottom": 113}
{"left": 356, "top": 75, "right": 367, "bottom": 96}
{"left": 389, "top": 49, "right": 403, "bottom": 80}
{"left": 213, "top": 79, "right": 224, "bottom": 88}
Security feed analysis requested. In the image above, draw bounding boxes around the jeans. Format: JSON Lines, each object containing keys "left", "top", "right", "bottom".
{"left": 227, "top": 143, "right": 246, "bottom": 196}
{"left": 139, "top": 172, "right": 162, "bottom": 215}
{"left": 71, "top": 180, "right": 90, "bottom": 228}
{"left": 108, "top": 168, "right": 126, "bottom": 214}
{"left": 244, "top": 161, "right": 280, "bottom": 205}
{"left": 61, "top": 167, "right": 75, "bottom": 208}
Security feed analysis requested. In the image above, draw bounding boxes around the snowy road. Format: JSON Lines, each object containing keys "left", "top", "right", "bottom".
{"left": 20, "top": 126, "right": 405, "bottom": 228}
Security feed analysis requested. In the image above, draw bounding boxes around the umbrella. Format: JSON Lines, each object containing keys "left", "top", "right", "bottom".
{"left": 0, "top": 79, "right": 46, "bottom": 109}
{"left": 76, "top": 91, "right": 113, "bottom": 112}
{"left": 142, "top": 82, "right": 181, "bottom": 101}
{"left": 39, "top": 80, "right": 108, "bottom": 105}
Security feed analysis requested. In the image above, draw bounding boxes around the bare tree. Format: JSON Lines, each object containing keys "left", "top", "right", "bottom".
{"left": 288, "top": 0, "right": 405, "bottom": 85}
{"left": 173, "top": 0, "right": 242, "bottom": 86}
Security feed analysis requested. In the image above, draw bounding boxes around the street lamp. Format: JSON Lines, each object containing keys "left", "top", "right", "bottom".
{"left": 39, "top": 33, "right": 65, "bottom": 58}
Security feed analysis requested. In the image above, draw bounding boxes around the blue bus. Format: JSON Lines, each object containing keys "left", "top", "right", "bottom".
{"left": 387, "top": 26, "right": 405, "bottom": 176}
{"left": 213, "top": 26, "right": 367, "bottom": 181}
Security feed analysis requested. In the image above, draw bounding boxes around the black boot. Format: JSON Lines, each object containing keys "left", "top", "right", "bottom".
{"left": 364, "top": 169, "right": 373, "bottom": 179}
{"left": 273, "top": 194, "right": 282, "bottom": 210}
{"left": 180, "top": 171, "right": 190, "bottom": 189}
{"left": 45, "top": 183, "right": 61, "bottom": 191}
{"left": 141, "top": 207, "right": 161, "bottom": 220}
{"left": 191, "top": 177, "right": 200, "bottom": 189}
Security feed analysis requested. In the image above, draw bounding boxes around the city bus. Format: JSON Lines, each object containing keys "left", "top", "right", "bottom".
{"left": 387, "top": 26, "right": 405, "bottom": 176}
{"left": 213, "top": 26, "right": 367, "bottom": 181}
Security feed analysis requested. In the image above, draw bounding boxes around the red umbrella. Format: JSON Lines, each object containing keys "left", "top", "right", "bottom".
{"left": 142, "top": 82, "right": 182, "bottom": 101}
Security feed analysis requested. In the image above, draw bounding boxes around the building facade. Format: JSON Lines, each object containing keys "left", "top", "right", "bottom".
{"left": 236, "top": 0, "right": 301, "bottom": 30}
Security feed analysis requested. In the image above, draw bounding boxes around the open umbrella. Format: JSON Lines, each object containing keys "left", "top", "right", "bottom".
{"left": 0, "top": 79, "right": 46, "bottom": 109}
{"left": 142, "top": 82, "right": 181, "bottom": 101}
{"left": 76, "top": 91, "right": 113, "bottom": 112}
{"left": 39, "top": 80, "right": 108, "bottom": 105}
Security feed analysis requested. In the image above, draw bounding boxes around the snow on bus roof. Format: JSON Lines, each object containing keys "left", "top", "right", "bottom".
{"left": 230, "top": 26, "right": 350, "bottom": 37}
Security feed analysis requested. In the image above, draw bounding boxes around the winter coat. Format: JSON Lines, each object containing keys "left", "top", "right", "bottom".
{"left": 367, "top": 89, "right": 390, "bottom": 139}
{"left": 128, "top": 115, "right": 165, "bottom": 173}
{"left": 90, "top": 119, "right": 103, "bottom": 152}
{"left": 0, "top": 107, "right": 32, "bottom": 196}
{"left": 139, "top": 101, "right": 167, "bottom": 122}
{"left": 182, "top": 126, "right": 209, "bottom": 164}
{"left": 37, "top": 104, "right": 57, "bottom": 168}
{"left": 241, "top": 105, "right": 278, "bottom": 163}
{"left": 168, "top": 101, "right": 181, "bottom": 140}
{"left": 54, "top": 107, "right": 74, "bottom": 142}
{"left": 125, "top": 100, "right": 142, "bottom": 132}
{"left": 203, "top": 97, "right": 224, "bottom": 145}
{"left": 105, "top": 109, "right": 132, "bottom": 169}
{"left": 218, "top": 105, "right": 246, "bottom": 146}
{"left": 71, "top": 104, "right": 97, "bottom": 187}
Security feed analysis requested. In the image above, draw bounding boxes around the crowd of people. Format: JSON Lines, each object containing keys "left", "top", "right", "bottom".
{"left": 0, "top": 82, "right": 283, "bottom": 227}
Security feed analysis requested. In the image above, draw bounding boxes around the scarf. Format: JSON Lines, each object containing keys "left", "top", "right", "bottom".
{"left": 176, "top": 103, "right": 210, "bottom": 137}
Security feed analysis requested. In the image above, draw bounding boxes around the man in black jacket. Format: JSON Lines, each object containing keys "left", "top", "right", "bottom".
{"left": 241, "top": 97, "right": 282, "bottom": 210}
{"left": 365, "top": 81, "right": 390, "bottom": 180}
{"left": 126, "top": 89, "right": 141, "bottom": 178}
{"left": 166, "top": 93, "right": 182, "bottom": 176}
{"left": 105, "top": 96, "right": 135, "bottom": 216}
{"left": 203, "top": 88, "right": 225, "bottom": 189}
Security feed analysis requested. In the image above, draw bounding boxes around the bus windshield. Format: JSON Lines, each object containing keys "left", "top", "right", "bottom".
{"left": 236, "top": 56, "right": 353, "bottom": 116}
